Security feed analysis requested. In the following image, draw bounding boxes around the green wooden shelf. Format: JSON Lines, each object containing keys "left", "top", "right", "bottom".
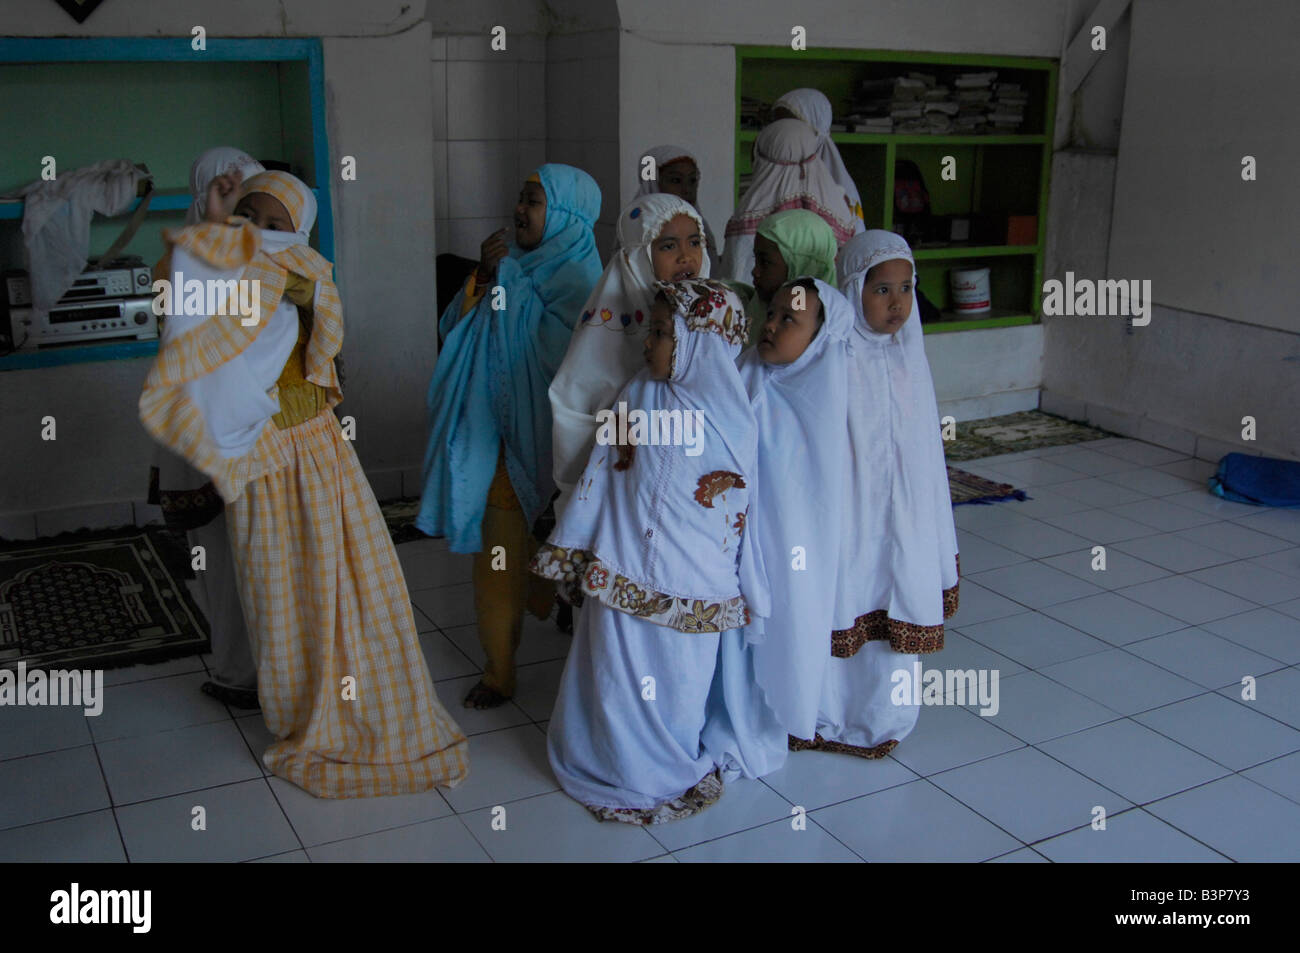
{"left": 736, "top": 44, "right": 1058, "bottom": 327}
{"left": 921, "top": 311, "right": 1036, "bottom": 334}
{"left": 913, "top": 244, "right": 1037, "bottom": 260}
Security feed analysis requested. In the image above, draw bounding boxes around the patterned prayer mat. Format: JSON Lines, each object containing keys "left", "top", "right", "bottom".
{"left": 947, "top": 466, "right": 1028, "bottom": 506}
{"left": 380, "top": 498, "right": 427, "bottom": 545}
{"left": 0, "top": 527, "right": 209, "bottom": 672}
{"left": 943, "top": 410, "right": 1112, "bottom": 462}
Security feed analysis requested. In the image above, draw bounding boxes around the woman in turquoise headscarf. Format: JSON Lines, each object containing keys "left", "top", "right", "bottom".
{"left": 418, "top": 163, "right": 602, "bottom": 709}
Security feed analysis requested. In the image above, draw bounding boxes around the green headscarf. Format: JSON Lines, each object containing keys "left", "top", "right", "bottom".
{"left": 746, "top": 209, "right": 839, "bottom": 345}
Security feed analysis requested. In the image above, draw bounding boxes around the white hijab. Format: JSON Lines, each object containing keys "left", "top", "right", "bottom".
{"left": 540, "top": 280, "right": 767, "bottom": 627}
{"left": 772, "top": 89, "right": 865, "bottom": 234}
{"left": 632, "top": 144, "right": 720, "bottom": 259}
{"left": 550, "top": 193, "right": 710, "bottom": 515}
{"left": 185, "top": 147, "right": 266, "bottom": 225}
{"left": 833, "top": 230, "right": 959, "bottom": 638}
{"left": 720, "top": 119, "right": 857, "bottom": 283}
{"left": 738, "top": 277, "right": 854, "bottom": 740}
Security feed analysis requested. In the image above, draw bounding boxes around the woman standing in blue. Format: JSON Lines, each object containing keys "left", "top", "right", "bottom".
{"left": 418, "top": 164, "right": 602, "bottom": 709}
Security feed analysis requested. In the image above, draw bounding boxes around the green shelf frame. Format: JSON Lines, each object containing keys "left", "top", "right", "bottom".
{"left": 735, "top": 45, "right": 1058, "bottom": 334}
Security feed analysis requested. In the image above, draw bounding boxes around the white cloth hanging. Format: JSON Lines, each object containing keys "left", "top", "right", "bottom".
{"left": 14, "top": 159, "right": 150, "bottom": 312}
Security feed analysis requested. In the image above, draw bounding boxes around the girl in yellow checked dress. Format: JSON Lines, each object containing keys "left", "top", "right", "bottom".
{"left": 140, "top": 170, "right": 467, "bottom": 798}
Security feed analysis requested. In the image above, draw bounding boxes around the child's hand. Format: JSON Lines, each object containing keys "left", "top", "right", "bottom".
{"left": 476, "top": 228, "right": 509, "bottom": 283}
{"left": 204, "top": 173, "right": 241, "bottom": 223}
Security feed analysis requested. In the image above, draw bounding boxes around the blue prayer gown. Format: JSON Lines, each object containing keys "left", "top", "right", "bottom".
{"left": 417, "top": 164, "right": 603, "bottom": 553}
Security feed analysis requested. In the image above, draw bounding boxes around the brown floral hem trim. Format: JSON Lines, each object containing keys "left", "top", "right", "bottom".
{"left": 530, "top": 545, "right": 749, "bottom": 633}
{"left": 832, "top": 554, "right": 960, "bottom": 657}
{"left": 586, "top": 768, "right": 724, "bottom": 825}
{"left": 944, "top": 554, "right": 961, "bottom": 619}
{"left": 831, "top": 612, "right": 945, "bottom": 656}
{"left": 788, "top": 733, "right": 898, "bottom": 760}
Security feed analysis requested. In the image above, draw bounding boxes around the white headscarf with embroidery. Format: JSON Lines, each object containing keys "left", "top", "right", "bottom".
{"left": 772, "top": 89, "right": 865, "bottom": 234}
{"left": 550, "top": 193, "right": 710, "bottom": 515}
{"left": 537, "top": 279, "right": 768, "bottom": 632}
{"left": 720, "top": 119, "right": 857, "bottom": 283}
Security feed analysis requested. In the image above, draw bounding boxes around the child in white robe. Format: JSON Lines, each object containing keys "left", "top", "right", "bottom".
{"left": 549, "top": 193, "right": 709, "bottom": 519}
{"left": 628, "top": 144, "right": 720, "bottom": 261}
{"left": 703, "top": 277, "right": 855, "bottom": 779}
{"left": 534, "top": 279, "right": 766, "bottom": 823}
{"left": 719, "top": 118, "right": 857, "bottom": 283}
{"left": 796, "top": 230, "right": 959, "bottom": 758}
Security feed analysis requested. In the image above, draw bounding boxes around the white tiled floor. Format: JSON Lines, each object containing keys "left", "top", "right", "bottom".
{"left": 2, "top": 435, "right": 1298, "bottom": 862}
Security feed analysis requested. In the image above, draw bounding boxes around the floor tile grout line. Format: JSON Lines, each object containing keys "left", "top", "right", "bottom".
{"left": 1009, "top": 654, "right": 1300, "bottom": 738}
{"left": 1017, "top": 804, "right": 1238, "bottom": 861}
{"left": 87, "top": 740, "right": 135, "bottom": 861}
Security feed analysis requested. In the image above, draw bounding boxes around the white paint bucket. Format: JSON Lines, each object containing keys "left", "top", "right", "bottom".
{"left": 950, "top": 267, "right": 991, "bottom": 314}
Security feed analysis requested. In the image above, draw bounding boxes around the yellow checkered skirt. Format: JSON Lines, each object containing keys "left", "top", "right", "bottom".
{"left": 225, "top": 409, "right": 468, "bottom": 797}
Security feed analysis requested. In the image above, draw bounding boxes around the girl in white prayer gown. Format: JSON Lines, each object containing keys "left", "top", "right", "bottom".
{"left": 796, "top": 230, "right": 959, "bottom": 758}
{"left": 533, "top": 279, "right": 766, "bottom": 823}
{"left": 703, "top": 277, "right": 855, "bottom": 780}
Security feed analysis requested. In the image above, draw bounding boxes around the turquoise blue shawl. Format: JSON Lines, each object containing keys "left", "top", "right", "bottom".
{"left": 417, "top": 164, "right": 602, "bottom": 552}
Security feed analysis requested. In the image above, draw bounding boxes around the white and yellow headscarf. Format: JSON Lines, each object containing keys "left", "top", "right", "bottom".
{"left": 139, "top": 171, "right": 342, "bottom": 504}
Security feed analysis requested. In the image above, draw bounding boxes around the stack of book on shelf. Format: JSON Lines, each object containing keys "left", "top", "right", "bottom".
{"left": 988, "top": 81, "right": 1028, "bottom": 131}
{"left": 746, "top": 68, "right": 1031, "bottom": 137}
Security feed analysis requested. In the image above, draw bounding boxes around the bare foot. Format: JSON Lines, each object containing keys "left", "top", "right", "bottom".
{"left": 463, "top": 680, "right": 510, "bottom": 710}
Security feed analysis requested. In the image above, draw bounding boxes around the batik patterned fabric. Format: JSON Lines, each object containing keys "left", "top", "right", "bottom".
{"left": 539, "top": 279, "right": 763, "bottom": 824}
{"left": 418, "top": 163, "right": 602, "bottom": 553}
{"left": 534, "top": 278, "right": 765, "bottom": 626}
{"left": 549, "top": 193, "right": 709, "bottom": 516}
{"left": 719, "top": 119, "right": 858, "bottom": 282}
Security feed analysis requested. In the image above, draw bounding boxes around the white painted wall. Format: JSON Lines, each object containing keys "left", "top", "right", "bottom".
{"left": 1043, "top": 0, "right": 1300, "bottom": 462}
{"left": 1108, "top": 0, "right": 1300, "bottom": 333}
{"left": 547, "top": 27, "right": 621, "bottom": 254}
{"left": 433, "top": 30, "right": 549, "bottom": 261}
{"left": 616, "top": 33, "right": 734, "bottom": 246}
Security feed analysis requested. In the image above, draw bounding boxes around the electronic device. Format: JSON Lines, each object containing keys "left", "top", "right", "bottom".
{"left": 8, "top": 295, "right": 158, "bottom": 349}
{"left": 3, "top": 257, "right": 152, "bottom": 311}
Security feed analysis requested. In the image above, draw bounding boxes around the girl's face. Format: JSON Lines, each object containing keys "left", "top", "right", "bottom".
{"left": 861, "top": 258, "right": 913, "bottom": 335}
{"left": 650, "top": 214, "right": 704, "bottom": 282}
{"left": 514, "top": 180, "right": 548, "bottom": 249}
{"left": 658, "top": 159, "right": 700, "bottom": 207}
{"left": 643, "top": 299, "right": 676, "bottom": 380}
{"left": 759, "top": 284, "right": 821, "bottom": 365}
{"left": 750, "top": 233, "right": 788, "bottom": 302}
{"left": 233, "top": 192, "right": 294, "bottom": 232}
